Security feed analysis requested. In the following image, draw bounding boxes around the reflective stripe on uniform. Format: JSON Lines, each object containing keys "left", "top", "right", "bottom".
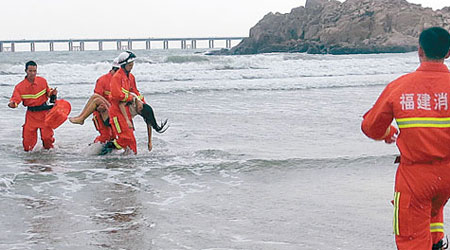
{"left": 21, "top": 88, "right": 47, "bottom": 99}
{"left": 393, "top": 192, "right": 400, "bottom": 235}
{"left": 138, "top": 95, "right": 144, "bottom": 100}
{"left": 121, "top": 88, "right": 129, "bottom": 102}
{"left": 113, "top": 139, "right": 122, "bottom": 149}
{"left": 104, "top": 91, "right": 111, "bottom": 96}
{"left": 396, "top": 117, "right": 450, "bottom": 128}
{"left": 430, "top": 222, "right": 444, "bottom": 233}
{"left": 113, "top": 116, "right": 121, "bottom": 134}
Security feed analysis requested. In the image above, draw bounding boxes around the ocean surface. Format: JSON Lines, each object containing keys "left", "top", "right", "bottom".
{"left": 1, "top": 49, "right": 449, "bottom": 250}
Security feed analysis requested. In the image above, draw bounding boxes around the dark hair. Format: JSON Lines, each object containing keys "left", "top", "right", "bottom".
{"left": 140, "top": 103, "right": 168, "bottom": 133}
{"left": 419, "top": 27, "right": 450, "bottom": 60}
{"left": 25, "top": 60, "right": 37, "bottom": 71}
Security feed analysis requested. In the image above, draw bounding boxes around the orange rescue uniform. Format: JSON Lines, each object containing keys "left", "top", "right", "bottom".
{"left": 92, "top": 72, "right": 114, "bottom": 143}
{"left": 10, "top": 76, "right": 55, "bottom": 151}
{"left": 362, "top": 62, "right": 450, "bottom": 250}
{"left": 109, "top": 68, "right": 145, "bottom": 154}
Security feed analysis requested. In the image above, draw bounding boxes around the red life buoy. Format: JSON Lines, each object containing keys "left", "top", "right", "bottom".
{"left": 45, "top": 99, "right": 71, "bottom": 129}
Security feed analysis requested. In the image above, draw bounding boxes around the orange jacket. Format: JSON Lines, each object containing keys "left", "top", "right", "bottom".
{"left": 362, "top": 62, "right": 450, "bottom": 164}
{"left": 94, "top": 72, "right": 113, "bottom": 100}
{"left": 110, "top": 68, "right": 145, "bottom": 106}
{"left": 129, "top": 73, "right": 145, "bottom": 104}
{"left": 10, "top": 76, "right": 51, "bottom": 107}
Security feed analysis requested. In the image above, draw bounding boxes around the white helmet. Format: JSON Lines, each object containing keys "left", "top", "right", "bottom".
{"left": 117, "top": 50, "right": 136, "bottom": 65}
{"left": 112, "top": 57, "right": 120, "bottom": 68}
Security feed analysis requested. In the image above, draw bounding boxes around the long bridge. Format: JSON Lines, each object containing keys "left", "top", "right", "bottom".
{"left": 0, "top": 37, "right": 246, "bottom": 52}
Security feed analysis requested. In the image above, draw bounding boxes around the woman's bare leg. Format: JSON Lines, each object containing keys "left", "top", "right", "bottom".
{"left": 69, "top": 94, "right": 110, "bottom": 125}
{"left": 119, "top": 102, "right": 134, "bottom": 129}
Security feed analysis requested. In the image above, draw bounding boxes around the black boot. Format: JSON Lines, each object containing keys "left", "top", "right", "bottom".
{"left": 99, "top": 141, "right": 116, "bottom": 155}
{"left": 433, "top": 237, "right": 448, "bottom": 250}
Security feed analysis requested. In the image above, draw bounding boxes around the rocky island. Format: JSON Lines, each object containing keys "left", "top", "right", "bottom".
{"left": 229, "top": 0, "right": 450, "bottom": 55}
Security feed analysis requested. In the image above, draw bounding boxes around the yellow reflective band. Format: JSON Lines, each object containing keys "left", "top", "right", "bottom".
{"left": 393, "top": 192, "right": 400, "bottom": 235}
{"left": 138, "top": 95, "right": 144, "bottom": 100}
{"left": 113, "top": 116, "right": 121, "bottom": 134}
{"left": 20, "top": 88, "right": 47, "bottom": 99}
{"left": 396, "top": 117, "right": 450, "bottom": 128}
{"left": 113, "top": 139, "right": 122, "bottom": 150}
{"left": 121, "top": 88, "right": 129, "bottom": 102}
{"left": 430, "top": 223, "right": 444, "bottom": 233}
{"left": 104, "top": 91, "right": 111, "bottom": 96}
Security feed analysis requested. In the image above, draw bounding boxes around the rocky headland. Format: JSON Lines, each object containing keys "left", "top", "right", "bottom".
{"left": 228, "top": 0, "right": 450, "bottom": 55}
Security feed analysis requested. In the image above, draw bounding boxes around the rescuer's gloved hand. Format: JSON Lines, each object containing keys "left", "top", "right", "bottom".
{"left": 49, "top": 88, "right": 57, "bottom": 103}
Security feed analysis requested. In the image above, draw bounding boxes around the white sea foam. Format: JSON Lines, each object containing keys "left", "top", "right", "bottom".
{"left": 2, "top": 49, "right": 447, "bottom": 249}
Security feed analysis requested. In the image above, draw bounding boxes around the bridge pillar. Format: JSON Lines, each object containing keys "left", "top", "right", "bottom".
{"left": 146, "top": 40, "right": 151, "bottom": 50}
{"left": 117, "top": 41, "right": 121, "bottom": 50}
{"left": 128, "top": 40, "right": 132, "bottom": 50}
{"left": 69, "top": 41, "right": 73, "bottom": 51}
{"left": 80, "top": 41, "right": 85, "bottom": 51}
{"left": 181, "top": 40, "right": 187, "bottom": 49}
{"left": 99, "top": 41, "right": 103, "bottom": 51}
{"left": 209, "top": 40, "right": 214, "bottom": 48}
{"left": 50, "top": 42, "right": 54, "bottom": 51}
{"left": 226, "top": 39, "right": 231, "bottom": 48}
{"left": 163, "top": 40, "right": 169, "bottom": 50}
{"left": 11, "top": 42, "right": 15, "bottom": 52}
{"left": 191, "top": 40, "right": 196, "bottom": 49}
{"left": 31, "top": 42, "right": 35, "bottom": 52}
{"left": 0, "top": 42, "right": 3, "bottom": 52}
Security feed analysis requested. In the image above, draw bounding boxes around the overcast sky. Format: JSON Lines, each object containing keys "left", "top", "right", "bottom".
{"left": 1, "top": 0, "right": 448, "bottom": 40}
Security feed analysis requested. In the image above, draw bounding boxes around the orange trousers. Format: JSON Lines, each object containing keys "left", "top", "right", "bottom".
{"left": 394, "top": 162, "right": 450, "bottom": 249}
{"left": 22, "top": 110, "right": 54, "bottom": 151}
{"left": 92, "top": 111, "right": 113, "bottom": 143}
{"left": 109, "top": 109, "right": 136, "bottom": 154}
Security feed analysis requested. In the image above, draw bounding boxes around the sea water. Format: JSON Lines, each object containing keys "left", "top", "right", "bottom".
{"left": 0, "top": 49, "right": 448, "bottom": 249}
